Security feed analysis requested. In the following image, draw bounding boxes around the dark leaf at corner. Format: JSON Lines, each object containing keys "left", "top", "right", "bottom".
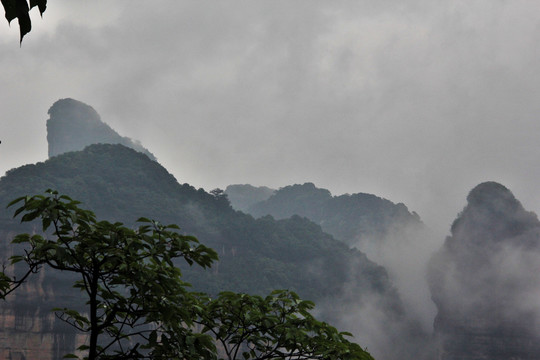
{"left": 1, "top": 0, "right": 18, "bottom": 22}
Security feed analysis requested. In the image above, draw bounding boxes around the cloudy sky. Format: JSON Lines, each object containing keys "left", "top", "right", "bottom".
{"left": 1, "top": 1, "right": 540, "bottom": 233}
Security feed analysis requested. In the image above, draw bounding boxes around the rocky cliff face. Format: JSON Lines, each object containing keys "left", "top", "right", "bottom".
{"left": 0, "top": 228, "right": 86, "bottom": 360}
{"left": 428, "top": 182, "right": 540, "bottom": 359}
{"left": 47, "top": 98, "right": 156, "bottom": 161}
{"left": 0, "top": 299, "right": 85, "bottom": 360}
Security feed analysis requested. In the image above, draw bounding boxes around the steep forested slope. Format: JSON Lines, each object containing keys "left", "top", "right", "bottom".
{"left": 0, "top": 144, "right": 429, "bottom": 359}
{"left": 0, "top": 145, "right": 393, "bottom": 299}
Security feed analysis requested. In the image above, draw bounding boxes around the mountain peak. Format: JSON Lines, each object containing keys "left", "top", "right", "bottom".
{"left": 48, "top": 98, "right": 100, "bottom": 119}
{"left": 466, "top": 181, "right": 516, "bottom": 208}
{"left": 450, "top": 181, "right": 538, "bottom": 240}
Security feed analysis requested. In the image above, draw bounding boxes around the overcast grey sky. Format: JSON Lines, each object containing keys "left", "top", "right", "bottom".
{"left": 1, "top": 1, "right": 540, "bottom": 233}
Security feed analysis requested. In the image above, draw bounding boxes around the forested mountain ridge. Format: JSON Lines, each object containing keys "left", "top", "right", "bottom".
{"left": 0, "top": 144, "right": 396, "bottom": 300}
{"left": 237, "top": 182, "right": 423, "bottom": 247}
{"left": 0, "top": 143, "right": 428, "bottom": 360}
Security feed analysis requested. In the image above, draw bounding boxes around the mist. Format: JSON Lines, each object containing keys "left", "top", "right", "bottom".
{"left": 356, "top": 221, "right": 440, "bottom": 331}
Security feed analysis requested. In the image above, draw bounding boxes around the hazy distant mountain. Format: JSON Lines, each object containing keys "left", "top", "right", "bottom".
{"left": 244, "top": 182, "right": 423, "bottom": 247}
{"left": 428, "top": 181, "right": 540, "bottom": 359}
{"left": 46, "top": 98, "right": 156, "bottom": 161}
{"left": 0, "top": 144, "right": 427, "bottom": 360}
{"left": 224, "top": 184, "right": 275, "bottom": 212}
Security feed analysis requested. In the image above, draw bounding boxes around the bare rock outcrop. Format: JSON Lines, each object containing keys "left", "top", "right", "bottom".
{"left": 47, "top": 98, "right": 156, "bottom": 161}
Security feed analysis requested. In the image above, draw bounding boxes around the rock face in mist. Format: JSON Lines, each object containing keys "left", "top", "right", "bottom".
{"left": 47, "top": 98, "right": 156, "bottom": 161}
{"left": 224, "top": 184, "right": 275, "bottom": 212}
{"left": 428, "top": 182, "right": 540, "bottom": 360}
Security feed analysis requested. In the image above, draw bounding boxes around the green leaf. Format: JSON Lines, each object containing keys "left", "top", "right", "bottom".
{"left": 11, "top": 234, "right": 30, "bottom": 244}
{"left": 7, "top": 195, "right": 25, "bottom": 208}
{"left": 42, "top": 216, "right": 51, "bottom": 231}
{"left": 9, "top": 255, "right": 24, "bottom": 264}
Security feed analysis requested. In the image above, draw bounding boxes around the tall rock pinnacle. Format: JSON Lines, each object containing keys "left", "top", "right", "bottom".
{"left": 46, "top": 98, "right": 156, "bottom": 161}
{"left": 428, "top": 181, "right": 540, "bottom": 359}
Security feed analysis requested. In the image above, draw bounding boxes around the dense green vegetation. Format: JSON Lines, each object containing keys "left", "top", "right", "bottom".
{"left": 196, "top": 290, "right": 373, "bottom": 360}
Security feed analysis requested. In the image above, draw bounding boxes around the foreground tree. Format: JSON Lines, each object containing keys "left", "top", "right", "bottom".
{"left": 196, "top": 290, "right": 374, "bottom": 360}
{"left": 0, "top": 190, "right": 374, "bottom": 359}
{"left": 1, "top": 190, "right": 218, "bottom": 359}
